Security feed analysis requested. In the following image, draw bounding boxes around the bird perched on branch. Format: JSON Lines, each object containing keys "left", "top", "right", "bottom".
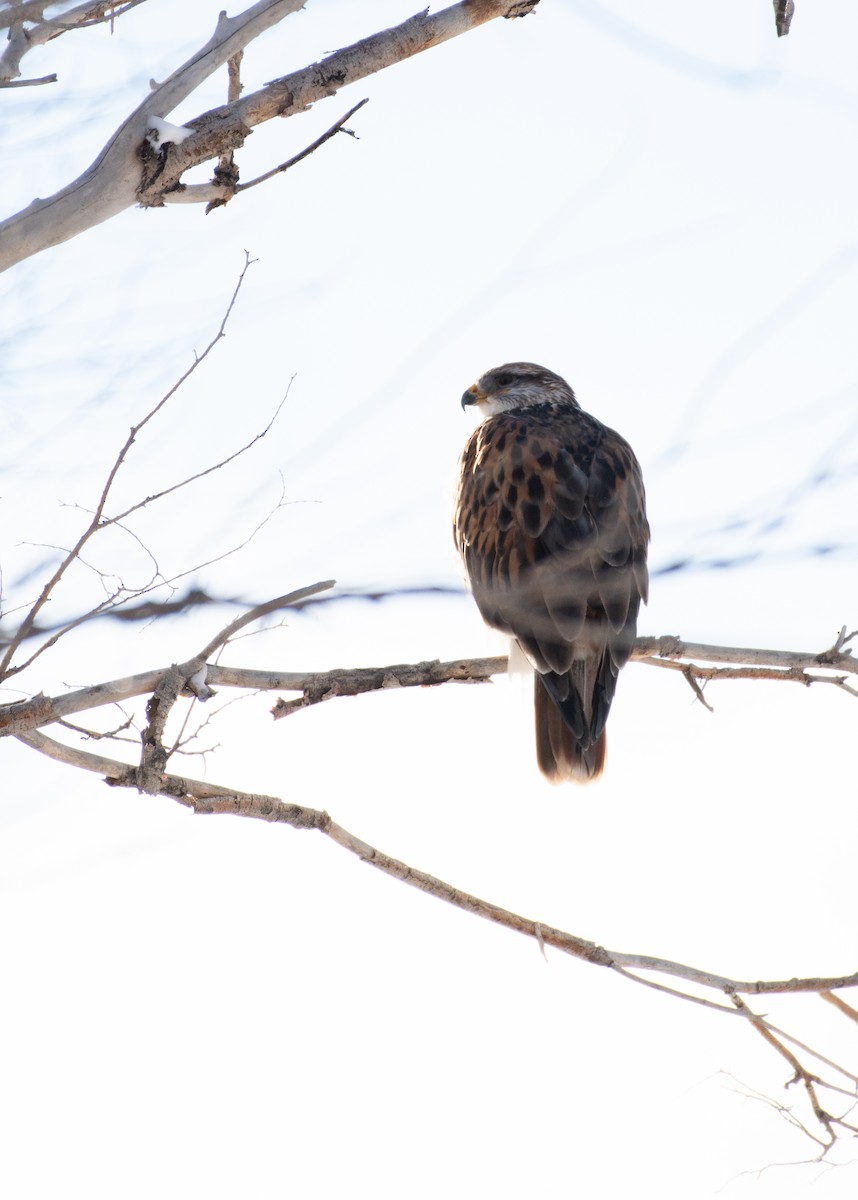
{"left": 454, "top": 362, "right": 649, "bottom": 783}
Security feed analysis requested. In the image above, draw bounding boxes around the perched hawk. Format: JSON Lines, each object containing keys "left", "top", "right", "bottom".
{"left": 454, "top": 363, "right": 649, "bottom": 783}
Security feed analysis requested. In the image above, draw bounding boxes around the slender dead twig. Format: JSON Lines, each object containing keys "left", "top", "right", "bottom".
{"left": 170, "top": 96, "right": 370, "bottom": 208}
{"left": 633, "top": 629, "right": 858, "bottom": 703}
{"left": 678, "top": 665, "right": 715, "bottom": 711}
{"left": 109, "top": 378, "right": 288, "bottom": 527}
{"left": 0, "top": 253, "right": 256, "bottom": 681}
{"left": 235, "top": 98, "right": 369, "bottom": 195}
{"left": 634, "top": 630, "right": 857, "bottom": 675}
{"left": 0, "top": 73, "right": 58, "bottom": 87}
{"left": 821, "top": 990, "right": 858, "bottom": 1026}
{"left": 642, "top": 657, "right": 858, "bottom": 699}
{"left": 195, "top": 581, "right": 336, "bottom": 661}
{"left": 728, "top": 992, "right": 858, "bottom": 1154}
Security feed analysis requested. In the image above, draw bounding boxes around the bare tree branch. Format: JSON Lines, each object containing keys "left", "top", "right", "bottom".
{"left": 635, "top": 629, "right": 857, "bottom": 672}
{"left": 11, "top": 716, "right": 858, "bottom": 1152}
{"left": 634, "top": 630, "right": 858, "bottom": 701}
{"left": 12, "top": 722, "right": 858, "bottom": 1006}
{"left": 729, "top": 992, "right": 855, "bottom": 1153}
{"left": 0, "top": 1, "right": 304, "bottom": 268}
{"left": 2, "top": 625, "right": 855, "bottom": 738}
{"left": 644, "top": 657, "right": 858, "bottom": 700}
{"left": 127, "top": 96, "right": 369, "bottom": 209}
{"left": 0, "top": 653, "right": 504, "bottom": 736}
{"left": 0, "top": 0, "right": 139, "bottom": 32}
{"left": 269, "top": 655, "right": 505, "bottom": 719}
{"left": 0, "top": 1, "right": 146, "bottom": 82}
{"left": 821, "top": 990, "right": 858, "bottom": 1026}
{"left": 135, "top": 2, "right": 540, "bottom": 206}
{"left": 0, "top": 0, "right": 540, "bottom": 271}
{"left": 0, "top": 71, "right": 56, "bottom": 87}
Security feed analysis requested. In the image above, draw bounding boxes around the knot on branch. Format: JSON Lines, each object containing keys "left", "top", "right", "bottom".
{"left": 314, "top": 67, "right": 346, "bottom": 94}
{"left": 816, "top": 625, "right": 856, "bottom": 665}
{"left": 654, "top": 635, "right": 684, "bottom": 658}
{"left": 212, "top": 159, "right": 240, "bottom": 190}
{"left": 137, "top": 113, "right": 252, "bottom": 207}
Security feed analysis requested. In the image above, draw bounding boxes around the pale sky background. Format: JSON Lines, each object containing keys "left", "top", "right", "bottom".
{"left": 1, "top": 2, "right": 857, "bottom": 1197}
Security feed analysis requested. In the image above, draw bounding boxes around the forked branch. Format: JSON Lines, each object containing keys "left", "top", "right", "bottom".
{"left": 0, "top": 0, "right": 540, "bottom": 271}
{"left": 13, "top": 717, "right": 858, "bottom": 1153}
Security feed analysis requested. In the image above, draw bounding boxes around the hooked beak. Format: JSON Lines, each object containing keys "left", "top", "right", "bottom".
{"left": 461, "top": 384, "right": 482, "bottom": 411}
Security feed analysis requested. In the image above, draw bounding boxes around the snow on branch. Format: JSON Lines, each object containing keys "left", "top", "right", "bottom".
{"left": 0, "top": 0, "right": 540, "bottom": 271}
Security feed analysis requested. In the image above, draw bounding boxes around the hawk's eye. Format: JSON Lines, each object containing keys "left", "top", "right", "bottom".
{"left": 493, "top": 372, "right": 516, "bottom": 389}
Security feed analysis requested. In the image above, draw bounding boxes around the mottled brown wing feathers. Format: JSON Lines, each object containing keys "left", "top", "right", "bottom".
{"left": 455, "top": 401, "right": 649, "bottom": 782}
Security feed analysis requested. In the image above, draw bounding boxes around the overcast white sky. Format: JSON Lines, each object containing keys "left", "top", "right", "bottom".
{"left": 1, "top": 2, "right": 857, "bottom": 1197}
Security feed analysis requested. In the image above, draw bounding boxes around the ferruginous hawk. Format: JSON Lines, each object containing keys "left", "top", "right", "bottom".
{"left": 454, "top": 363, "right": 649, "bottom": 783}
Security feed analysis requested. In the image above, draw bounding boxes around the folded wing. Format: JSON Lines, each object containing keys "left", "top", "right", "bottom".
{"left": 454, "top": 404, "right": 649, "bottom": 781}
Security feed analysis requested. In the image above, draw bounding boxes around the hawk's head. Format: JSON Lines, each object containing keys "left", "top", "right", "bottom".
{"left": 461, "top": 362, "right": 577, "bottom": 418}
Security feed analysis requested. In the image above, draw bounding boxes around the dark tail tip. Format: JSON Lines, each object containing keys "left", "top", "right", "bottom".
{"left": 534, "top": 675, "right": 606, "bottom": 784}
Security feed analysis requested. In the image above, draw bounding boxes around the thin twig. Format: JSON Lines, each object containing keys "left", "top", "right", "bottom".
{"left": 236, "top": 98, "right": 369, "bottom": 194}
{"left": 634, "top": 632, "right": 858, "bottom": 675}
{"left": 641, "top": 656, "right": 858, "bottom": 698}
{"left": 680, "top": 664, "right": 714, "bottom": 711}
{"left": 0, "top": 254, "right": 256, "bottom": 680}
{"left": 730, "top": 993, "right": 836, "bottom": 1151}
{"left": 195, "top": 581, "right": 336, "bottom": 660}
{"left": 0, "top": 73, "right": 57, "bottom": 87}
{"left": 109, "top": 379, "right": 288, "bottom": 526}
{"left": 821, "top": 990, "right": 858, "bottom": 1026}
